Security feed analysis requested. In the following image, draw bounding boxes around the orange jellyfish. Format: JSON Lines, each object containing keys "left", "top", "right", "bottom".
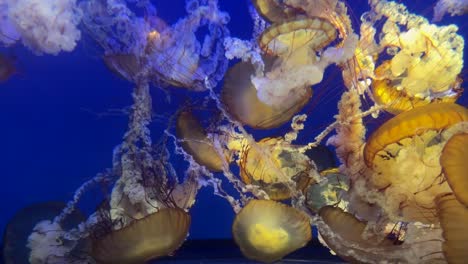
{"left": 239, "top": 137, "right": 313, "bottom": 200}
{"left": 440, "top": 133, "right": 468, "bottom": 207}
{"left": 232, "top": 199, "right": 311, "bottom": 263}
{"left": 176, "top": 111, "right": 228, "bottom": 172}
{"left": 363, "top": 103, "right": 468, "bottom": 223}
{"left": 436, "top": 193, "right": 468, "bottom": 264}
{"left": 251, "top": 0, "right": 300, "bottom": 23}
{"left": 221, "top": 57, "right": 312, "bottom": 129}
{"left": 91, "top": 207, "right": 190, "bottom": 264}
{"left": 318, "top": 206, "right": 401, "bottom": 263}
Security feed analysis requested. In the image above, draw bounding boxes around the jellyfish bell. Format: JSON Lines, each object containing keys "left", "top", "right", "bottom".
{"left": 251, "top": 0, "right": 300, "bottom": 23}
{"left": 176, "top": 110, "right": 228, "bottom": 172}
{"left": 305, "top": 170, "right": 349, "bottom": 212}
{"left": 103, "top": 54, "right": 146, "bottom": 83}
{"left": 232, "top": 199, "right": 311, "bottom": 263}
{"left": 239, "top": 137, "right": 314, "bottom": 200}
{"left": 91, "top": 207, "right": 190, "bottom": 264}
{"left": 372, "top": 60, "right": 463, "bottom": 114}
{"left": 436, "top": 193, "right": 468, "bottom": 264}
{"left": 318, "top": 206, "right": 401, "bottom": 263}
{"left": 363, "top": 103, "right": 468, "bottom": 223}
{"left": 440, "top": 131, "right": 468, "bottom": 207}
{"left": 221, "top": 57, "right": 312, "bottom": 129}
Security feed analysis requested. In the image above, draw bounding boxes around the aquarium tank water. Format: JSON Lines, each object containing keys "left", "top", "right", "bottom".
{"left": 1, "top": 0, "right": 468, "bottom": 263}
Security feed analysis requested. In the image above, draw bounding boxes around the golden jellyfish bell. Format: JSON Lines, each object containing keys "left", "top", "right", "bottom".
{"left": 364, "top": 103, "right": 468, "bottom": 167}
{"left": 371, "top": 61, "right": 462, "bottom": 114}
{"left": 239, "top": 137, "right": 312, "bottom": 200}
{"left": 103, "top": 54, "right": 145, "bottom": 83}
{"left": 318, "top": 206, "right": 397, "bottom": 263}
{"left": 363, "top": 103, "right": 468, "bottom": 223}
{"left": 440, "top": 133, "right": 468, "bottom": 207}
{"left": 91, "top": 208, "right": 190, "bottom": 264}
{"left": 251, "top": 0, "right": 298, "bottom": 23}
{"left": 221, "top": 58, "right": 312, "bottom": 129}
{"left": 232, "top": 199, "right": 311, "bottom": 263}
{"left": 176, "top": 111, "right": 227, "bottom": 172}
{"left": 436, "top": 194, "right": 468, "bottom": 264}
{"left": 259, "top": 17, "right": 337, "bottom": 58}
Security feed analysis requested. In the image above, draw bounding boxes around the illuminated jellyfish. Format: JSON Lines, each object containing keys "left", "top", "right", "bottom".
{"left": 2, "top": 202, "right": 87, "bottom": 264}
{"left": 434, "top": 0, "right": 468, "bottom": 21}
{"left": 305, "top": 169, "right": 349, "bottom": 212}
{"left": 80, "top": 0, "right": 229, "bottom": 90}
{"left": 251, "top": 0, "right": 300, "bottom": 23}
{"left": 440, "top": 132, "right": 468, "bottom": 206}
{"left": 176, "top": 110, "right": 228, "bottom": 172}
{"left": 232, "top": 199, "right": 311, "bottom": 263}
{"left": 236, "top": 136, "right": 316, "bottom": 200}
{"left": 364, "top": 0, "right": 465, "bottom": 114}
{"left": 252, "top": 16, "right": 341, "bottom": 107}
{"left": 221, "top": 56, "right": 312, "bottom": 129}
{"left": 91, "top": 208, "right": 190, "bottom": 263}
{"left": 0, "top": 0, "right": 81, "bottom": 54}
{"left": 363, "top": 103, "right": 468, "bottom": 223}
{"left": 436, "top": 193, "right": 468, "bottom": 264}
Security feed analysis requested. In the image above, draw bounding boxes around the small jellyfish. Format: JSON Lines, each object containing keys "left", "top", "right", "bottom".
{"left": 91, "top": 207, "right": 190, "bottom": 264}
{"left": 363, "top": 103, "right": 468, "bottom": 222}
{"left": 2, "top": 202, "right": 86, "bottom": 264}
{"left": 251, "top": 0, "right": 300, "bottom": 23}
{"left": 221, "top": 57, "right": 312, "bottom": 129}
{"left": 232, "top": 199, "right": 311, "bottom": 263}
{"left": 436, "top": 193, "right": 468, "bottom": 264}
{"left": 258, "top": 17, "right": 337, "bottom": 57}
{"left": 440, "top": 133, "right": 468, "bottom": 207}
{"left": 239, "top": 137, "right": 313, "bottom": 200}
{"left": 318, "top": 206, "right": 399, "bottom": 263}
{"left": 305, "top": 170, "right": 349, "bottom": 212}
{"left": 176, "top": 110, "right": 227, "bottom": 171}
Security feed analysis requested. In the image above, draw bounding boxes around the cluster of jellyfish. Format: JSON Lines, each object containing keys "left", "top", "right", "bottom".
{"left": 2, "top": 0, "right": 468, "bottom": 263}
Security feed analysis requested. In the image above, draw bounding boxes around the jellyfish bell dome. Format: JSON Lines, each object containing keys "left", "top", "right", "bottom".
{"left": 232, "top": 199, "right": 311, "bottom": 263}
{"left": 91, "top": 207, "right": 190, "bottom": 264}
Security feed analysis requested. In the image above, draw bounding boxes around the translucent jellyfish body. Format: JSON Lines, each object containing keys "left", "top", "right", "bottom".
{"left": 232, "top": 199, "right": 311, "bottom": 263}
{"left": 91, "top": 208, "right": 190, "bottom": 264}
{"left": 239, "top": 137, "right": 314, "bottom": 200}
{"left": 221, "top": 57, "right": 312, "bottom": 129}
{"left": 305, "top": 170, "right": 349, "bottom": 212}
{"left": 436, "top": 193, "right": 468, "bottom": 264}
{"left": 440, "top": 132, "right": 468, "bottom": 206}
{"left": 363, "top": 103, "right": 468, "bottom": 222}
{"left": 251, "top": 0, "right": 299, "bottom": 23}
{"left": 368, "top": 2, "right": 465, "bottom": 113}
{"left": 176, "top": 111, "right": 227, "bottom": 172}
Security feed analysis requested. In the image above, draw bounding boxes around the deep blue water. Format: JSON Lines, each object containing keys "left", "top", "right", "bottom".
{"left": 0, "top": 0, "right": 467, "bottom": 248}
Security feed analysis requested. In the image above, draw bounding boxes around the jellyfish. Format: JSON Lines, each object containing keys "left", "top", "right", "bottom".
{"left": 434, "top": 0, "right": 468, "bottom": 21}
{"left": 221, "top": 56, "right": 312, "bottom": 129}
{"left": 436, "top": 193, "right": 468, "bottom": 264}
{"left": 365, "top": 0, "right": 465, "bottom": 114}
{"left": 251, "top": 16, "right": 343, "bottom": 107}
{"left": 232, "top": 199, "right": 311, "bottom": 263}
{"left": 2, "top": 202, "right": 87, "bottom": 264}
{"left": 0, "top": 0, "right": 81, "bottom": 54}
{"left": 305, "top": 170, "right": 349, "bottom": 212}
{"left": 251, "top": 0, "right": 300, "bottom": 23}
{"left": 363, "top": 103, "right": 468, "bottom": 222}
{"left": 440, "top": 132, "right": 468, "bottom": 207}
{"left": 238, "top": 137, "right": 315, "bottom": 200}
{"left": 91, "top": 208, "right": 190, "bottom": 264}
{"left": 176, "top": 110, "right": 228, "bottom": 172}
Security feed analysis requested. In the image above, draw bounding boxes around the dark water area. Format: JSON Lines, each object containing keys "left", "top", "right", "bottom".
{"left": 1, "top": 0, "right": 468, "bottom": 263}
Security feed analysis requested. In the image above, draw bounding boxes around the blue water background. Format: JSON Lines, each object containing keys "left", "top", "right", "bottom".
{"left": 1, "top": 0, "right": 467, "bottom": 240}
